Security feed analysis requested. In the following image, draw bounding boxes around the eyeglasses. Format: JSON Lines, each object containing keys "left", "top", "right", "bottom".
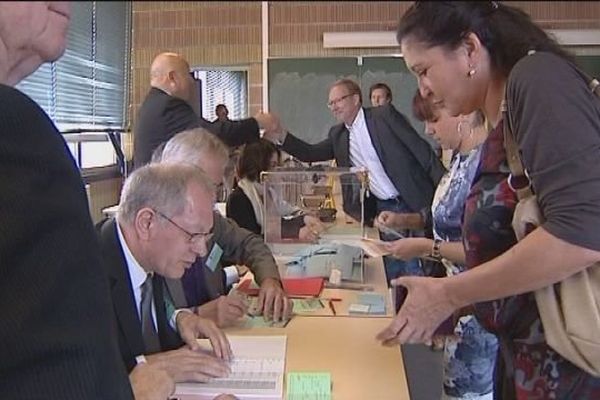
{"left": 154, "top": 210, "right": 213, "bottom": 243}
{"left": 327, "top": 94, "right": 353, "bottom": 108}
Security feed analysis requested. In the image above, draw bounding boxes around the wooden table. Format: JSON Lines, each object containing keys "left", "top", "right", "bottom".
{"left": 227, "top": 254, "right": 409, "bottom": 399}
{"left": 228, "top": 316, "right": 408, "bottom": 399}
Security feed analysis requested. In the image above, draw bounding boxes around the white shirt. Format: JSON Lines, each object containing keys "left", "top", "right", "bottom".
{"left": 116, "top": 222, "right": 158, "bottom": 330}
{"left": 347, "top": 108, "right": 399, "bottom": 200}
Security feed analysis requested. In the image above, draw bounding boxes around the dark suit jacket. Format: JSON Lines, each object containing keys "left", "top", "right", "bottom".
{"left": 0, "top": 85, "right": 133, "bottom": 398}
{"left": 282, "top": 104, "right": 446, "bottom": 216}
{"left": 177, "top": 212, "right": 281, "bottom": 307}
{"left": 96, "top": 218, "right": 183, "bottom": 372}
{"left": 133, "top": 87, "right": 260, "bottom": 169}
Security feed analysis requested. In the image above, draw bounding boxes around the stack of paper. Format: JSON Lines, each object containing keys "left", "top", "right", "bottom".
{"left": 174, "top": 336, "right": 287, "bottom": 400}
{"left": 287, "top": 372, "right": 332, "bottom": 400}
{"left": 330, "top": 237, "right": 390, "bottom": 258}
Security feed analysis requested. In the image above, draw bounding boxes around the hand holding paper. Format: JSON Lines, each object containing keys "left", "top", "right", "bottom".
{"left": 329, "top": 237, "right": 390, "bottom": 257}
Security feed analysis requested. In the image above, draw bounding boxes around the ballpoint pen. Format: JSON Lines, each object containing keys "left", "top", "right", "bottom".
{"left": 328, "top": 299, "right": 337, "bottom": 316}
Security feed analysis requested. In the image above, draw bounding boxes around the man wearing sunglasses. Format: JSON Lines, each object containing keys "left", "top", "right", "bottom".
{"left": 96, "top": 163, "right": 235, "bottom": 385}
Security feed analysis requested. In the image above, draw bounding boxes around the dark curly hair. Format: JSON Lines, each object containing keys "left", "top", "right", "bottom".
{"left": 397, "top": 1, "right": 573, "bottom": 78}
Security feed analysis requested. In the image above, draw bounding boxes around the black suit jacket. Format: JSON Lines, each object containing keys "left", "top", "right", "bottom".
{"left": 133, "top": 87, "right": 260, "bottom": 169}
{"left": 282, "top": 104, "right": 446, "bottom": 215}
{"left": 96, "top": 218, "right": 183, "bottom": 372}
{"left": 0, "top": 85, "right": 132, "bottom": 398}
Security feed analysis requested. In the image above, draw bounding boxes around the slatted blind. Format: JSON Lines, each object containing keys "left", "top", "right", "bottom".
{"left": 199, "top": 70, "right": 248, "bottom": 122}
{"left": 16, "top": 1, "right": 130, "bottom": 131}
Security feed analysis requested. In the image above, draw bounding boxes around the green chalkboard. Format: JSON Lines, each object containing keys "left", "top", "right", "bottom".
{"left": 268, "top": 57, "right": 358, "bottom": 145}
{"left": 268, "top": 56, "right": 432, "bottom": 147}
{"left": 576, "top": 55, "right": 600, "bottom": 78}
{"left": 268, "top": 55, "right": 600, "bottom": 148}
{"left": 359, "top": 57, "right": 427, "bottom": 143}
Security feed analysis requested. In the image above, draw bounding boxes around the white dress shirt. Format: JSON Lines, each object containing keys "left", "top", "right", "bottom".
{"left": 116, "top": 222, "right": 157, "bottom": 330}
{"left": 347, "top": 108, "right": 399, "bottom": 200}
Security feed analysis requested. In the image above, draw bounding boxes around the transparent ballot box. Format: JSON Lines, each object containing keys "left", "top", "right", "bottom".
{"left": 261, "top": 167, "right": 369, "bottom": 282}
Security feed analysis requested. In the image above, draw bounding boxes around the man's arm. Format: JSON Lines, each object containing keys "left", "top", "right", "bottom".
{"left": 212, "top": 213, "right": 280, "bottom": 285}
{"left": 205, "top": 118, "right": 260, "bottom": 148}
{"left": 164, "top": 96, "right": 260, "bottom": 148}
{"left": 280, "top": 132, "right": 335, "bottom": 163}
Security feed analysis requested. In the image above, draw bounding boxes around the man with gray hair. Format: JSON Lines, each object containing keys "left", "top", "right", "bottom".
{"left": 158, "top": 128, "right": 291, "bottom": 323}
{"left": 96, "top": 163, "right": 234, "bottom": 384}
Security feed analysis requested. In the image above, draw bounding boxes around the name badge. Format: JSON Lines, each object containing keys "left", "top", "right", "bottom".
{"left": 205, "top": 243, "right": 223, "bottom": 272}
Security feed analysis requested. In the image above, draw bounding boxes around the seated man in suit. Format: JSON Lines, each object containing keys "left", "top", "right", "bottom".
{"left": 264, "top": 78, "right": 446, "bottom": 283}
{"left": 133, "top": 52, "right": 279, "bottom": 169}
{"left": 97, "top": 162, "right": 234, "bottom": 383}
{"left": 158, "top": 128, "right": 292, "bottom": 324}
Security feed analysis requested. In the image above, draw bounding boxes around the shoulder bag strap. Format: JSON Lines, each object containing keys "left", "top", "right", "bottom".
{"left": 501, "top": 100, "right": 534, "bottom": 201}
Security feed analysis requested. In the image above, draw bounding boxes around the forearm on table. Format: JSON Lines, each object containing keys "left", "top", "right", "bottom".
{"left": 446, "top": 227, "right": 600, "bottom": 308}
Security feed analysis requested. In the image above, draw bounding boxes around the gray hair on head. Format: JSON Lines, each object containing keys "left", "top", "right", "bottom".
{"left": 160, "top": 128, "right": 229, "bottom": 166}
{"left": 117, "top": 162, "right": 215, "bottom": 224}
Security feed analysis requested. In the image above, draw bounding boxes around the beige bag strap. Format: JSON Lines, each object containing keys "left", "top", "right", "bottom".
{"left": 501, "top": 101, "right": 534, "bottom": 200}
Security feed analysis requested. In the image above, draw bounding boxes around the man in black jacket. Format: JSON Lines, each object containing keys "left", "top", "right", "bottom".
{"left": 133, "top": 52, "right": 279, "bottom": 169}
{"left": 0, "top": 3, "right": 170, "bottom": 399}
{"left": 265, "top": 79, "right": 446, "bottom": 282}
{"left": 97, "top": 163, "right": 232, "bottom": 381}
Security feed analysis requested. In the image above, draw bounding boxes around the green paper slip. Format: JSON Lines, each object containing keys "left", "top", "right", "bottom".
{"left": 243, "top": 314, "right": 291, "bottom": 328}
{"left": 287, "top": 372, "right": 331, "bottom": 400}
{"left": 292, "top": 298, "right": 324, "bottom": 313}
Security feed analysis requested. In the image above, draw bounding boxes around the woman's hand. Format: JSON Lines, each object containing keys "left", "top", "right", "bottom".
{"left": 375, "top": 211, "right": 403, "bottom": 230}
{"left": 376, "top": 276, "right": 458, "bottom": 345}
{"left": 384, "top": 238, "right": 432, "bottom": 261}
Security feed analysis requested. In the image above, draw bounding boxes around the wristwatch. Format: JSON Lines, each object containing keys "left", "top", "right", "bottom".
{"left": 431, "top": 238, "right": 443, "bottom": 259}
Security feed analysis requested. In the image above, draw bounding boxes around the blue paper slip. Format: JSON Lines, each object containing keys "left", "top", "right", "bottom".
{"left": 357, "top": 292, "right": 385, "bottom": 306}
{"left": 205, "top": 243, "right": 223, "bottom": 271}
{"left": 356, "top": 292, "right": 386, "bottom": 315}
{"left": 287, "top": 372, "right": 331, "bottom": 400}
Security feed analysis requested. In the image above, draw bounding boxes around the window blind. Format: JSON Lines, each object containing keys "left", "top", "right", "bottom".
{"left": 16, "top": 1, "right": 130, "bottom": 130}
{"left": 201, "top": 70, "right": 248, "bottom": 122}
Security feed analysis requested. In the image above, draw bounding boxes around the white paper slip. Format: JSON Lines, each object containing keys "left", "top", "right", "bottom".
{"left": 174, "top": 335, "right": 287, "bottom": 400}
{"left": 377, "top": 224, "right": 405, "bottom": 240}
{"left": 330, "top": 237, "right": 390, "bottom": 258}
{"left": 348, "top": 303, "right": 371, "bottom": 314}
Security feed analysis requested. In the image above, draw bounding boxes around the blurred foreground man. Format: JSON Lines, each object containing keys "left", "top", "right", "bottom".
{"left": 0, "top": 2, "right": 168, "bottom": 398}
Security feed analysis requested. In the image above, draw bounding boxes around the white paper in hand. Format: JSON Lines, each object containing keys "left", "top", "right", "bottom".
{"left": 330, "top": 237, "right": 390, "bottom": 258}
